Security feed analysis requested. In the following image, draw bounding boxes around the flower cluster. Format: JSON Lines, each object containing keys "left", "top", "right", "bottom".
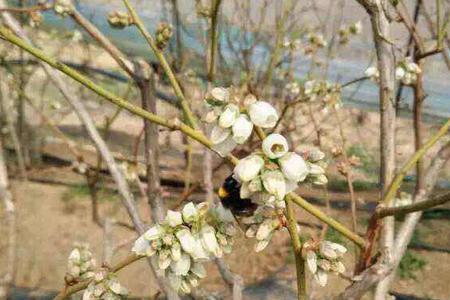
{"left": 243, "top": 206, "right": 286, "bottom": 252}
{"left": 304, "top": 32, "right": 327, "bottom": 55}
{"left": 155, "top": 22, "right": 173, "bottom": 50}
{"left": 107, "top": 11, "right": 133, "bottom": 29}
{"left": 233, "top": 134, "right": 327, "bottom": 209}
{"left": 366, "top": 57, "right": 421, "bottom": 85}
{"left": 395, "top": 58, "right": 421, "bottom": 85}
{"left": 365, "top": 66, "right": 380, "bottom": 82}
{"left": 83, "top": 271, "right": 128, "bottom": 300}
{"left": 338, "top": 21, "right": 362, "bottom": 45}
{"left": 303, "top": 240, "right": 347, "bottom": 287}
{"left": 132, "top": 202, "right": 236, "bottom": 293}
{"left": 66, "top": 243, "right": 96, "bottom": 280}
{"left": 303, "top": 80, "right": 342, "bottom": 112}
{"left": 203, "top": 87, "right": 279, "bottom": 156}
{"left": 54, "top": 0, "right": 74, "bottom": 16}
{"left": 285, "top": 81, "right": 301, "bottom": 97}
{"left": 283, "top": 37, "right": 302, "bottom": 51}
{"left": 394, "top": 192, "right": 412, "bottom": 207}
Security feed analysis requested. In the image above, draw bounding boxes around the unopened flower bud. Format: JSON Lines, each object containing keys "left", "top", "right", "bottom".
{"left": 155, "top": 22, "right": 173, "bottom": 50}
{"left": 107, "top": 11, "right": 132, "bottom": 29}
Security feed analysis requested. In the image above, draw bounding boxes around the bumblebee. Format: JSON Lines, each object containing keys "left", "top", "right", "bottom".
{"left": 218, "top": 175, "right": 258, "bottom": 217}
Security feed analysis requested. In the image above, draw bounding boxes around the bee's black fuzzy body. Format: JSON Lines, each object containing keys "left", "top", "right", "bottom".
{"left": 219, "top": 175, "right": 258, "bottom": 217}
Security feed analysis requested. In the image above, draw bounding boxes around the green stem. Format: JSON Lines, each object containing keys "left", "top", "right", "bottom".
{"left": 289, "top": 192, "right": 366, "bottom": 248}
{"left": 382, "top": 118, "right": 450, "bottom": 206}
{"left": 121, "top": 0, "right": 198, "bottom": 129}
{"left": 285, "top": 196, "right": 306, "bottom": 299}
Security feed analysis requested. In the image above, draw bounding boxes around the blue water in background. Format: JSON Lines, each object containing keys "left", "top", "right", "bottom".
{"left": 39, "top": 2, "right": 450, "bottom": 119}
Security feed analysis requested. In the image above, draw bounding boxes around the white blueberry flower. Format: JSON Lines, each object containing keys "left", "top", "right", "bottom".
{"left": 210, "top": 125, "right": 231, "bottom": 145}
{"left": 212, "top": 136, "right": 237, "bottom": 157}
{"left": 279, "top": 152, "right": 309, "bottom": 182}
{"left": 182, "top": 202, "right": 198, "bottom": 223}
{"left": 331, "top": 260, "right": 346, "bottom": 274}
{"left": 170, "top": 253, "right": 191, "bottom": 276}
{"left": 308, "top": 163, "right": 325, "bottom": 175}
{"left": 311, "top": 174, "right": 328, "bottom": 185}
{"left": 218, "top": 104, "right": 240, "bottom": 128}
{"left": 203, "top": 108, "right": 221, "bottom": 123}
{"left": 67, "top": 244, "right": 96, "bottom": 280}
{"left": 248, "top": 101, "right": 279, "bottom": 128}
{"left": 232, "top": 114, "right": 253, "bottom": 144}
{"left": 199, "top": 225, "right": 222, "bottom": 257}
{"left": 165, "top": 210, "right": 183, "bottom": 227}
{"left": 320, "top": 241, "right": 338, "bottom": 260}
{"left": 304, "top": 80, "right": 316, "bottom": 95}
{"left": 262, "top": 133, "right": 289, "bottom": 159}
{"left": 233, "top": 155, "right": 264, "bottom": 182}
{"left": 132, "top": 235, "right": 151, "bottom": 256}
{"left": 261, "top": 170, "right": 286, "bottom": 200}
{"left": 306, "top": 250, "right": 317, "bottom": 273}
{"left": 365, "top": 66, "right": 379, "bottom": 81}
{"left": 317, "top": 259, "right": 331, "bottom": 271}
{"left": 176, "top": 228, "right": 197, "bottom": 255}
{"left": 144, "top": 225, "right": 163, "bottom": 241}
{"left": 54, "top": 0, "right": 74, "bottom": 16}
{"left": 315, "top": 269, "right": 328, "bottom": 287}
{"left": 210, "top": 87, "right": 229, "bottom": 103}
{"left": 406, "top": 62, "right": 421, "bottom": 74}
{"left": 308, "top": 149, "right": 325, "bottom": 162}
{"left": 328, "top": 241, "right": 347, "bottom": 255}
{"left": 255, "top": 238, "right": 271, "bottom": 252}
{"left": 395, "top": 67, "right": 405, "bottom": 80}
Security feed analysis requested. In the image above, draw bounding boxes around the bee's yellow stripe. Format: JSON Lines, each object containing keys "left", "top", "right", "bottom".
{"left": 218, "top": 186, "right": 229, "bottom": 198}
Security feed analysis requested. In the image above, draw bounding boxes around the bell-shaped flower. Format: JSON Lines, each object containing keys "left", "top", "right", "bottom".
{"left": 262, "top": 134, "right": 289, "bottom": 159}
{"left": 210, "top": 125, "right": 231, "bottom": 145}
{"left": 176, "top": 228, "right": 197, "bottom": 255}
{"left": 212, "top": 136, "right": 237, "bottom": 157}
{"left": 279, "top": 152, "right": 309, "bottom": 182}
{"left": 200, "top": 225, "right": 222, "bottom": 257}
{"left": 331, "top": 261, "right": 346, "bottom": 274}
{"left": 132, "top": 235, "right": 151, "bottom": 256}
{"left": 317, "top": 259, "right": 331, "bottom": 271}
{"left": 144, "top": 225, "right": 163, "bottom": 241}
{"left": 308, "top": 149, "right": 325, "bottom": 162}
{"left": 255, "top": 238, "right": 271, "bottom": 252}
{"left": 218, "top": 104, "right": 239, "bottom": 128}
{"left": 365, "top": 66, "right": 379, "bottom": 79}
{"left": 395, "top": 67, "right": 405, "bottom": 80}
{"left": 262, "top": 170, "right": 286, "bottom": 200}
{"left": 239, "top": 181, "right": 252, "bottom": 199}
{"left": 256, "top": 219, "right": 274, "bottom": 241}
{"left": 232, "top": 114, "right": 253, "bottom": 144}
{"left": 165, "top": 210, "right": 183, "bottom": 227}
{"left": 170, "top": 253, "right": 191, "bottom": 276}
{"left": 182, "top": 202, "right": 198, "bottom": 224}
{"left": 233, "top": 155, "right": 264, "bottom": 182}
{"left": 171, "top": 243, "right": 182, "bottom": 261}
{"left": 306, "top": 250, "right": 317, "bottom": 273}
{"left": 248, "top": 177, "right": 263, "bottom": 193}
{"left": 315, "top": 269, "right": 328, "bottom": 287}
{"left": 329, "top": 241, "right": 347, "bottom": 255}
{"left": 311, "top": 174, "right": 328, "bottom": 185}
{"left": 203, "top": 108, "right": 221, "bottom": 123}
{"left": 248, "top": 101, "right": 279, "bottom": 128}
{"left": 320, "top": 241, "right": 338, "bottom": 260}
{"left": 158, "top": 249, "right": 171, "bottom": 269}
{"left": 308, "top": 163, "right": 325, "bottom": 175}
{"left": 210, "top": 87, "right": 229, "bottom": 104}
